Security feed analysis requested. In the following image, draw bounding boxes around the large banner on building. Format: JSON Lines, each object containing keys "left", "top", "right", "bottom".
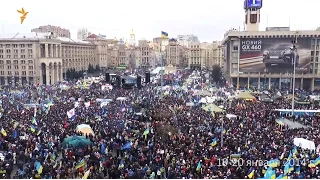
{"left": 239, "top": 37, "right": 311, "bottom": 73}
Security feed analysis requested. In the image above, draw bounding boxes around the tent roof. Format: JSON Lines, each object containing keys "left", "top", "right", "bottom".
{"left": 202, "top": 103, "right": 225, "bottom": 113}
{"left": 237, "top": 92, "right": 255, "bottom": 99}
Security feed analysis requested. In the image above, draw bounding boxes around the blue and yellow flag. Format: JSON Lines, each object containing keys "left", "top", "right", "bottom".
{"left": 53, "top": 161, "right": 58, "bottom": 169}
{"left": 30, "top": 125, "right": 36, "bottom": 133}
{"left": 119, "top": 159, "right": 124, "bottom": 169}
{"left": 143, "top": 128, "right": 150, "bottom": 136}
{"left": 248, "top": 167, "right": 255, "bottom": 179}
{"left": 267, "top": 159, "right": 280, "bottom": 168}
{"left": 295, "top": 166, "right": 300, "bottom": 175}
{"left": 31, "top": 117, "right": 38, "bottom": 125}
{"left": 83, "top": 169, "right": 90, "bottom": 179}
{"left": 75, "top": 159, "right": 85, "bottom": 169}
{"left": 196, "top": 161, "right": 201, "bottom": 171}
{"left": 161, "top": 31, "right": 168, "bottom": 39}
{"left": 35, "top": 161, "right": 43, "bottom": 174}
{"left": 211, "top": 138, "right": 217, "bottom": 147}
{"left": 1, "top": 128, "right": 7, "bottom": 137}
{"left": 265, "top": 168, "right": 276, "bottom": 179}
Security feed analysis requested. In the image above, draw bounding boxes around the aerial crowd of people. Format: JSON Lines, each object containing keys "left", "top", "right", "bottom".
{"left": 0, "top": 70, "right": 318, "bottom": 179}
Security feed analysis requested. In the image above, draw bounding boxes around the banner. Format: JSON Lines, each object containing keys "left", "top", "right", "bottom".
{"left": 239, "top": 37, "right": 311, "bottom": 73}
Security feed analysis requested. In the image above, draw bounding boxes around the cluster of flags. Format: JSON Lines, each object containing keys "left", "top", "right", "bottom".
{"left": 249, "top": 146, "right": 311, "bottom": 179}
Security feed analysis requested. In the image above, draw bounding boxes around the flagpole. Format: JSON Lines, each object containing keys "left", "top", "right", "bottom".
{"left": 221, "top": 118, "right": 224, "bottom": 148}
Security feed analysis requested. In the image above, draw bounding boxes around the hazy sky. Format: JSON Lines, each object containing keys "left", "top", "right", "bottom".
{"left": 0, "top": 0, "right": 318, "bottom": 42}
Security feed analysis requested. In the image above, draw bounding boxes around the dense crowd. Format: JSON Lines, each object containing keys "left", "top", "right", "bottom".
{"left": 0, "top": 73, "right": 319, "bottom": 179}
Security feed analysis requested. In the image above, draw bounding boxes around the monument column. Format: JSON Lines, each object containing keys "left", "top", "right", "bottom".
{"left": 46, "top": 66, "right": 50, "bottom": 85}
{"left": 45, "top": 44, "right": 49, "bottom": 57}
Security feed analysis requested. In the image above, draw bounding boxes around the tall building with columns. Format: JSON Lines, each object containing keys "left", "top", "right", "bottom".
{"left": 0, "top": 32, "right": 96, "bottom": 85}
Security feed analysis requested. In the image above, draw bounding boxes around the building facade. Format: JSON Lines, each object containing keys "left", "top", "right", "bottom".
{"left": 31, "top": 25, "right": 71, "bottom": 38}
{"left": 86, "top": 34, "right": 109, "bottom": 69}
{"left": 0, "top": 32, "right": 96, "bottom": 85}
{"left": 77, "top": 28, "right": 92, "bottom": 40}
{"left": 222, "top": 30, "right": 320, "bottom": 90}
{"left": 177, "top": 34, "right": 199, "bottom": 47}
{"left": 165, "top": 39, "right": 188, "bottom": 68}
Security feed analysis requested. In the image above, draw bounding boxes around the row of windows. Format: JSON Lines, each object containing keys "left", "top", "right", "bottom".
{"left": 0, "top": 55, "right": 33, "bottom": 59}
{"left": 0, "top": 71, "right": 34, "bottom": 76}
{"left": 0, "top": 65, "right": 33, "bottom": 70}
{"left": 0, "top": 49, "right": 33, "bottom": 54}
{"left": 0, "top": 44, "right": 33, "bottom": 48}
{"left": 0, "top": 60, "right": 33, "bottom": 64}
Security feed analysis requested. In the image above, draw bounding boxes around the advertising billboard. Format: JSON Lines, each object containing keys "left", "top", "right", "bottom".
{"left": 247, "top": 0, "right": 262, "bottom": 9}
{"left": 239, "top": 37, "right": 311, "bottom": 73}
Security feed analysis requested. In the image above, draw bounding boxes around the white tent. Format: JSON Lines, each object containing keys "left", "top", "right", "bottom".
{"left": 293, "top": 138, "right": 316, "bottom": 150}
{"left": 151, "top": 67, "right": 164, "bottom": 74}
{"left": 226, "top": 114, "right": 237, "bottom": 120}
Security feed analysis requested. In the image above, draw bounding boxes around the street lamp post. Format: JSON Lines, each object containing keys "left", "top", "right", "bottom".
{"left": 291, "top": 34, "right": 298, "bottom": 116}
{"left": 221, "top": 118, "right": 224, "bottom": 148}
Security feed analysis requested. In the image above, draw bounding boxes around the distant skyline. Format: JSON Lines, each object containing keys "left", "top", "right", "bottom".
{"left": 0, "top": 0, "right": 319, "bottom": 42}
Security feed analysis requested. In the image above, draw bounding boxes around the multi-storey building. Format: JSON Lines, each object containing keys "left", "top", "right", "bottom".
{"left": 222, "top": 30, "right": 320, "bottom": 90}
{"left": 188, "top": 42, "right": 205, "bottom": 69}
{"left": 165, "top": 38, "right": 188, "bottom": 68}
{"left": 177, "top": 34, "right": 199, "bottom": 47}
{"left": 0, "top": 32, "right": 96, "bottom": 85}
{"left": 187, "top": 42, "right": 224, "bottom": 70}
{"left": 212, "top": 41, "right": 224, "bottom": 69}
{"left": 77, "top": 28, "right": 92, "bottom": 40}
{"left": 86, "top": 34, "right": 108, "bottom": 68}
{"left": 31, "top": 25, "right": 71, "bottom": 38}
{"left": 137, "top": 40, "right": 155, "bottom": 69}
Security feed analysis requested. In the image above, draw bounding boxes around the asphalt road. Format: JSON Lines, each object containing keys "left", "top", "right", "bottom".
{"left": 240, "top": 51, "right": 310, "bottom": 73}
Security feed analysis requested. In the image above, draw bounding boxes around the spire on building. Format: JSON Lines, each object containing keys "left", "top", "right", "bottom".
{"left": 129, "top": 29, "right": 136, "bottom": 46}
{"left": 130, "top": 29, "right": 135, "bottom": 36}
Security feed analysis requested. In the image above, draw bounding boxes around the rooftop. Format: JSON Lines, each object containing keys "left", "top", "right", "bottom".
{"left": 222, "top": 29, "right": 320, "bottom": 44}
{"left": 0, "top": 32, "right": 51, "bottom": 40}
{"left": 0, "top": 32, "right": 92, "bottom": 44}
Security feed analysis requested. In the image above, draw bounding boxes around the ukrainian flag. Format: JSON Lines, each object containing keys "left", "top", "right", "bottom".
{"left": 314, "top": 157, "right": 320, "bottom": 165}
{"left": 50, "top": 153, "right": 56, "bottom": 162}
{"left": 230, "top": 154, "right": 241, "bottom": 159}
{"left": 35, "top": 162, "right": 43, "bottom": 174}
{"left": 291, "top": 146, "right": 297, "bottom": 157}
{"left": 37, "top": 130, "right": 42, "bottom": 136}
{"left": 75, "top": 159, "right": 85, "bottom": 169}
{"left": 119, "top": 159, "right": 124, "bottom": 169}
{"left": 267, "top": 159, "right": 280, "bottom": 168}
{"left": 196, "top": 161, "right": 201, "bottom": 171}
{"left": 143, "top": 128, "right": 150, "bottom": 136}
{"left": 1, "top": 128, "right": 7, "bottom": 137}
{"left": 295, "top": 166, "right": 300, "bottom": 175}
{"left": 53, "top": 161, "right": 58, "bottom": 169}
{"left": 31, "top": 117, "right": 37, "bottom": 125}
{"left": 265, "top": 168, "right": 276, "bottom": 179}
{"left": 82, "top": 169, "right": 90, "bottom": 179}
{"left": 211, "top": 138, "right": 217, "bottom": 147}
{"left": 288, "top": 159, "right": 294, "bottom": 172}
{"left": 276, "top": 174, "right": 283, "bottom": 179}
{"left": 308, "top": 160, "right": 316, "bottom": 168}
{"left": 161, "top": 31, "right": 168, "bottom": 39}
{"left": 287, "top": 151, "right": 292, "bottom": 160}
{"left": 284, "top": 162, "right": 290, "bottom": 174}
{"left": 248, "top": 167, "right": 255, "bottom": 179}
{"left": 30, "top": 125, "right": 36, "bottom": 133}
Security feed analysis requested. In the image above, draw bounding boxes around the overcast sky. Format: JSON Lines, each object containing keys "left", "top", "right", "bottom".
{"left": 0, "top": 0, "right": 318, "bottom": 42}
